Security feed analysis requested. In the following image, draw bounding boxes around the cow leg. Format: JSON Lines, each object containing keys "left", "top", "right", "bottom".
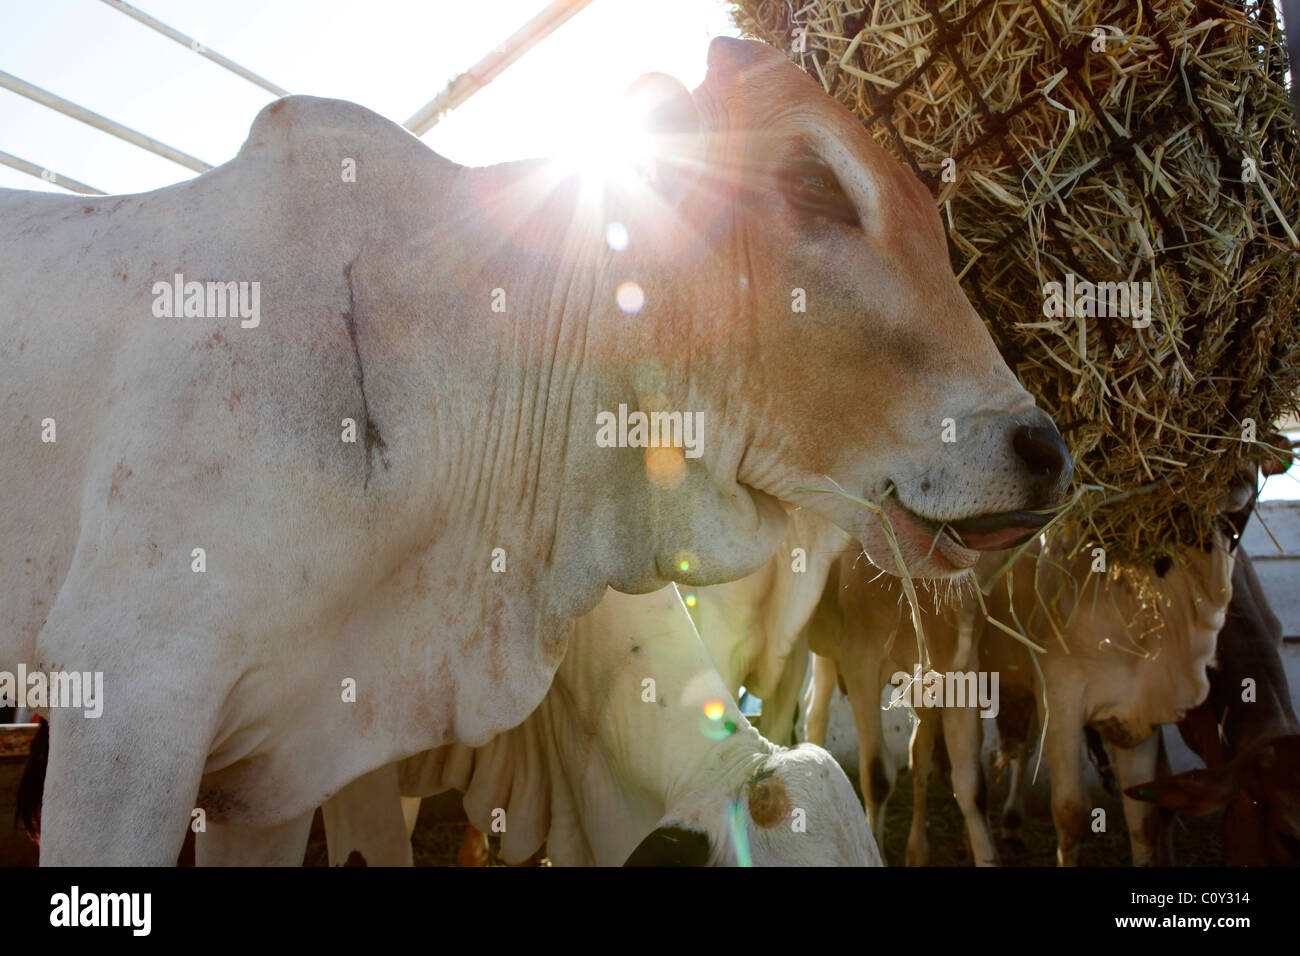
{"left": 905, "top": 711, "right": 934, "bottom": 866}
{"left": 840, "top": 643, "right": 893, "bottom": 847}
{"left": 1108, "top": 732, "right": 1163, "bottom": 866}
{"left": 995, "top": 699, "right": 1035, "bottom": 842}
{"left": 854, "top": 700, "right": 895, "bottom": 848}
{"left": 1000, "top": 739, "right": 1028, "bottom": 842}
{"left": 756, "top": 636, "right": 809, "bottom": 747}
{"left": 196, "top": 811, "right": 315, "bottom": 866}
{"left": 320, "top": 764, "right": 413, "bottom": 867}
{"left": 32, "top": 534, "right": 243, "bottom": 865}
{"left": 457, "top": 822, "right": 491, "bottom": 867}
{"left": 1154, "top": 730, "right": 1175, "bottom": 865}
{"left": 1043, "top": 700, "right": 1088, "bottom": 866}
{"left": 804, "top": 654, "right": 838, "bottom": 747}
{"left": 38, "top": 659, "right": 214, "bottom": 865}
{"left": 401, "top": 796, "right": 422, "bottom": 837}
{"left": 940, "top": 703, "right": 997, "bottom": 865}
{"left": 40, "top": 711, "right": 204, "bottom": 865}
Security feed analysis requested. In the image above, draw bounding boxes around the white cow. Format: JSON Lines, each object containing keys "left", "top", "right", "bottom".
{"left": 323, "top": 581, "right": 879, "bottom": 866}
{"left": 685, "top": 509, "right": 854, "bottom": 744}
{"left": 1, "top": 38, "right": 1069, "bottom": 864}
{"left": 321, "top": 515, "right": 873, "bottom": 868}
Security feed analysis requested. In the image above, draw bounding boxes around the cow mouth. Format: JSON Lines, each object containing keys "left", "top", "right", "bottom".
{"left": 944, "top": 510, "right": 1052, "bottom": 550}
{"left": 886, "top": 498, "right": 1050, "bottom": 568}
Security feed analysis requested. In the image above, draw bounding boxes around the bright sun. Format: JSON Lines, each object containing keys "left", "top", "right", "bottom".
{"left": 551, "top": 103, "right": 659, "bottom": 191}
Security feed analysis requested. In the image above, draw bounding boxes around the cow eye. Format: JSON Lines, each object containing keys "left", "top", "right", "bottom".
{"left": 783, "top": 156, "right": 860, "bottom": 227}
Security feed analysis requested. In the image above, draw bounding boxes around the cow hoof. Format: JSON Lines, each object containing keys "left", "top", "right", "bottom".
{"left": 905, "top": 839, "right": 930, "bottom": 867}
{"left": 456, "top": 826, "right": 490, "bottom": 867}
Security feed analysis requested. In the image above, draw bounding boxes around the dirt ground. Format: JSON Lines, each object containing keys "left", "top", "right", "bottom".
{"left": 3, "top": 733, "right": 1224, "bottom": 867}
{"left": 302, "top": 791, "right": 525, "bottom": 867}
{"left": 877, "top": 763, "right": 1226, "bottom": 867}
{"left": 1, "top": 739, "right": 1227, "bottom": 867}
{"left": 299, "top": 767, "right": 1227, "bottom": 866}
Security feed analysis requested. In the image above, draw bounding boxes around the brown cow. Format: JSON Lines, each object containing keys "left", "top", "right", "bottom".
{"left": 807, "top": 532, "right": 1234, "bottom": 865}
{"left": 805, "top": 555, "right": 999, "bottom": 865}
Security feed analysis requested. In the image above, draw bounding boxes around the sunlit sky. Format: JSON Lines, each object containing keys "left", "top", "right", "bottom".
{"left": 1264, "top": 445, "right": 1300, "bottom": 500}
{"left": 2, "top": 0, "right": 1297, "bottom": 498}
{"left": 0, "top": 0, "right": 738, "bottom": 192}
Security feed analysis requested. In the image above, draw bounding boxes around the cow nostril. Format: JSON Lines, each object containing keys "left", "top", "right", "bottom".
{"left": 1012, "top": 423, "right": 1070, "bottom": 485}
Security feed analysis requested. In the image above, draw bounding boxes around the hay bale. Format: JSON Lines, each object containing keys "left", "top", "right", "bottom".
{"left": 732, "top": 0, "right": 1300, "bottom": 565}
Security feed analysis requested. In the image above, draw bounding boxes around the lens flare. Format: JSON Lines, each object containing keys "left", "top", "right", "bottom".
{"left": 699, "top": 715, "right": 737, "bottom": 741}
{"left": 616, "top": 281, "right": 644, "bottom": 313}
{"left": 684, "top": 592, "right": 697, "bottom": 608}
{"left": 728, "top": 800, "right": 753, "bottom": 867}
{"left": 552, "top": 106, "right": 657, "bottom": 191}
{"left": 645, "top": 445, "right": 685, "bottom": 489}
{"left": 605, "top": 221, "right": 629, "bottom": 251}
{"left": 704, "top": 700, "right": 724, "bottom": 720}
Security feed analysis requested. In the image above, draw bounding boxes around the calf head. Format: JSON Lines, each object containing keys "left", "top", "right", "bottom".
{"left": 741, "top": 746, "right": 878, "bottom": 866}
{"left": 1153, "top": 535, "right": 1235, "bottom": 718}
{"left": 997, "top": 533, "right": 1232, "bottom": 744}
{"left": 623, "top": 744, "right": 877, "bottom": 866}
{"left": 584, "top": 38, "right": 1071, "bottom": 583}
{"left": 1126, "top": 735, "right": 1300, "bottom": 865}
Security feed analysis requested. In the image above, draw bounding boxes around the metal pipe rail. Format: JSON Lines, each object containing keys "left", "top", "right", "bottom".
{"left": 0, "top": 70, "right": 211, "bottom": 173}
{"left": 0, "top": 149, "right": 105, "bottom": 194}
{"left": 404, "top": 0, "right": 596, "bottom": 136}
{"left": 98, "top": 0, "right": 289, "bottom": 97}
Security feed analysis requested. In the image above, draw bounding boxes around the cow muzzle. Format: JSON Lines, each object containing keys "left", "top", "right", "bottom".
{"left": 877, "top": 417, "right": 1071, "bottom": 570}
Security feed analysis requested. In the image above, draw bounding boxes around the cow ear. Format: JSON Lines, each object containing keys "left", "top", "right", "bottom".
{"left": 623, "top": 824, "right": 712, "bottom": 866}
{"left": 615, "top": 73, "right": 702, "bottom": 202}
{"left": 1125, "top": 769, "right": 1234, "bottom": 816}
{"left": 624, "top": 73, "right": 698, "bottom": 142}
{"left": 1259, "top": 433, "right": 1295, "bottom": 477}
{"left": 706, "top": 36, "right": 782, "bottom": 78}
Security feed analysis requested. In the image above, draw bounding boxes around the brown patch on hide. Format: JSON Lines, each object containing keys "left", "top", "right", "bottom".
{"left": 748, "top": 774, "right": 793, "bottom": 829}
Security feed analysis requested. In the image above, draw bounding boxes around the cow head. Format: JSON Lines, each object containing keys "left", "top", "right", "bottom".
{"left": 1126, "top": 735, "right": 1300, "bottom": 865}
{"left": 584, "top": 38, "right": 1071, "bottom": 582}
{"left": 1126, "top": 533, "right": 1235, "bottom": 733}
{"left": 1132, "top": 437, "right": 1290, "bottom": 728}
{"left": 623, "top": 745, "right": 877, "bottom": 866}
{"left": 1217, "top": 432, "right": 1294, "bottom": 548}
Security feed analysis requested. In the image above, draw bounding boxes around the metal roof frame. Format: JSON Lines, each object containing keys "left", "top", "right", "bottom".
{"left": 1, "top": 0, "right": 594, "bottom": 193}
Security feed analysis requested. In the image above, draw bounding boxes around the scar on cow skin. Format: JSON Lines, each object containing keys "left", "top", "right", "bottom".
{"left": 342, "top": 259, "right": 389, "bottom": 487}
